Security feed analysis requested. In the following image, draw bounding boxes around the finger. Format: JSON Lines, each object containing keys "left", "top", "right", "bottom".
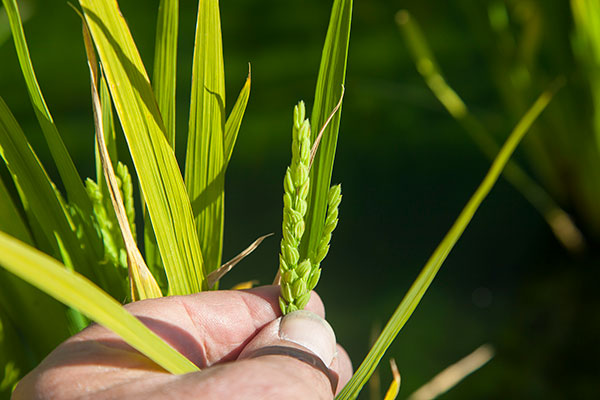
{"left": 236, "top": 310, "right": 340, "bottom": 397}
{"left": 66, "top": 286, "right": 325, "bottom": 367}
{"left": 14, "top": 301, "right": 349, "bottom": 400}
{"left": 157, "top": 310, "right": 342, "bottom": 400}
{"left": 332, "top": 344, "right": 353, "bottom": 394}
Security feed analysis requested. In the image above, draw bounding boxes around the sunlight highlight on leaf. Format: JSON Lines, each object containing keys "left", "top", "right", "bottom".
{"left": 0, "top": 231, "right": 199, "bottom": 375}
{"left": 301, "top": 0, "right": 352, "bottom": 262}
{"left": 79, "top": 0, "right": 206, "bottom": 295}
{"left": 153, "top": 0, "right": 179, "bottom": 148}
{"left": 80, "top": 16, "right": 162, "bottom": 301}
{"left": 383, "top": 359, "right": 401, "bottom": 400}
{"left": 224, "top": 66, "right": 251, "bottom": 165}
{"left": 185, "top": 0, "right": 226, "bottom": 276}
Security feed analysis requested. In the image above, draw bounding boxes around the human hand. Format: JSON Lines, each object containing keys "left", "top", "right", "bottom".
{"left": 12, "top": 285, "right": 352, "bottom": 399}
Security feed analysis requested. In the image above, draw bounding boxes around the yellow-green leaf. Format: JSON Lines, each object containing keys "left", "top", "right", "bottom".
{"left": 0, "top": 230, "right": 199, "bottom": 375}
{"left": 301, "top": 0, "right": 352, "bottom": 261}
{"left": 79, "top": 0, "right": 206, "bottom": 294}
{"left": 185, "top": 0, "right": 226, "bottom": 275}
{"left": 0, "top": 96, "right": 94, "bottom": 280}
{"left": 80, "top": 16, "right": 162, "bottom": 301}
{"left": 224, "top": 68, "right": 251, "bottom": 165}
{"left": 153, "top": 0, "right": 178, "bottom": 147}
{"left": 2, "top": 0, "right": 92, "bottom": 215}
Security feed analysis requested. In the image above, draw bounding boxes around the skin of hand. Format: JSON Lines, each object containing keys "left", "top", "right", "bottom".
{"left": 12, "top": 285, "right": 353, "bottom": 400}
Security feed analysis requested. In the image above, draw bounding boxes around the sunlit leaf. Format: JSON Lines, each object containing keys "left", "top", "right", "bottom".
{"left": 185, "top": 0, "right": 226, "bottom": 276}
{"left": 0, "top": 96, "right": 94, "bottom": 279}
{"left": 224, "top": 67, "right": 251, "bottom": 165}
{"left": 152, "top": 0, "right": 178, "bottom": 148}
{"left": 335, "top": 83, "right": 559, "bottom": 400}
{"left": 80, "top": 16, "right": 162, "bottom": 301}
{"left": 0, "top": 230, "right": 199, "bottom": 375}
{"left": 79, "top": 0, "right": 206, "bottom": 295}
{"left": 206, "top": 233, "right": 272, "bottom": 288}
{"left": 301, "top": 0, "right": 352, "bottom": 261}
{"left": 2, "top": 0, "right": 92, "bottom": 215}
{"left": 383, "top": 359, "right": 401, "bottom": 400}
{"left": 145, "top": 0, "right": 179, "bottom": 291}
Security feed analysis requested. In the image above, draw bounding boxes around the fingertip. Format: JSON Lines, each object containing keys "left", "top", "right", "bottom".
{"left": 305, "top": 290, "right": 326, "bottom": 318}
{"left": 238, "top": 310, "right": 339, "bottom": 396}
{"left": 241, "top": 285, "right": 326, "bottom": 318}
{"left": 333, "top": 344, "right": 353, "bottom": 394}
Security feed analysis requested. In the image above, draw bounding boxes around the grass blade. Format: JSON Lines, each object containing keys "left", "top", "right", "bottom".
{"left": 206, "top": 233, "right": 272, "bottom": 288}
{"left": 301, "top": 0, "right": 352, "bottom": 261}
{"left": 396, "top": 10, "right": 585, "bottom": 254}
{"left": 0, "top": 96, "right": 95, "bottom": 280}
{"left": 224, "top": 67, "right": 251, "bottom": 165}
{"left": 335, "top": 84, "right": 558, "bottom": 400}
{"left": 2, "top": 0, "right": 92, "bottom": 215}
{"left": 153, "top": 0, "right": 178, "bottom": 147}
{"left": 0, "top": 174, "right": 32, "bottom": 244}
{"left": 0, "top": 175, "right": 71, "bottom": 359}
{"left": 79, "top": 0, "right": 206, "bottom": 294}
{"left": 145, "top": 0, "right": 179, "bottom": 287}
{"left": 0, "top": 230, "right": 199, "bottom": 375}
{"left": 96, "top": 75, "right": 118, "bottom": 184}
{"left": 383, "top": 359, "right": 401, "bottom": 400}
{"left": 80, "top": 16, "right": 162, "bottom": 301}
{"left": 185, "top": 0, "right": 226, "bottom": 275}
{"left": 406, "top": 344, "right": 494, "bottom": 400}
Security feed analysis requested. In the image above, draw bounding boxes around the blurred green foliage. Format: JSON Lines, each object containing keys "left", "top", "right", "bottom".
{"left": 1, "top": 0, "right": 599, "bottom": 398}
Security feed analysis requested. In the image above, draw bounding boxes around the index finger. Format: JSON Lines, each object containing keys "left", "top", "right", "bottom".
{"left": 70, "top": 285, "right": 326, "bottom": 367}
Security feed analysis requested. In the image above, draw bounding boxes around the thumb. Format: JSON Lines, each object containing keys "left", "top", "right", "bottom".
{"left": 237, "top": 310, "right": 340, "bottom": 399}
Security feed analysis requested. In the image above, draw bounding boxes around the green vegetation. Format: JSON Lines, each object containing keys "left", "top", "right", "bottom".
{"left": 1, "top": 0, "right": 599, "bottom": 399}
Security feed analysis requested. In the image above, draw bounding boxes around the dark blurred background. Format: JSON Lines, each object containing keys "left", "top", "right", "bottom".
{"left": 1, "top": 0, "right": 599, "bottom": 398}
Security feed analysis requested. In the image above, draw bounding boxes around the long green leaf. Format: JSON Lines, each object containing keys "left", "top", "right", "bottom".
{"left": 153, "top": 0, "right": 178, "bottom": 147}
{"left": 0, "top": 174, "right": 70, "bottom": 357}
{"left": 0, "top": 96, "right": 94, "bottom": 279}
{"left": 397, "top": 10, "right": 585, "bottom": 254}
{"left": 2, "top": 0, "right": 92, "bottom": 215}
{"left": 224, "top": 69, "right": 251, "bottom": 165}
{"left": 0, "top": 174, "right": 31, "bottom": 244}
{"left": 336, "top": 84, "right": 558, "bottom": 400}
{"left": 81, "top": 16, "right": 162, "bottom": 301}
{"left": 0, "top": 176, "right": 70, "bottom": 359}
{"left": 79, "top": 0, "right": 206, "bottom": 294}
{"left": 0, "top": 230, "right": 199, "bottom": 375}
{"left": 96, "top": 75, "right": 118, "bottom": 185}
{"left": 145, "top": 0, "right": 179, "bottom": 286}
{"left": 301, "top": 0, "right": 352, "bottom": 260}
{"left": 185, "top": 0, "right": 226, "bottom": 275}
{"left": 0, "top": 145, "right": 72, "bottom": 361}
{"left": 3, "top": 0, "right": 111, "bottom": 297}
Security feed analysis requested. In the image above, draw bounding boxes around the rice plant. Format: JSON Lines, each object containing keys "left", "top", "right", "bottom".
{"left": 0, "top": 0, "right": 564, "bottom": 398}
